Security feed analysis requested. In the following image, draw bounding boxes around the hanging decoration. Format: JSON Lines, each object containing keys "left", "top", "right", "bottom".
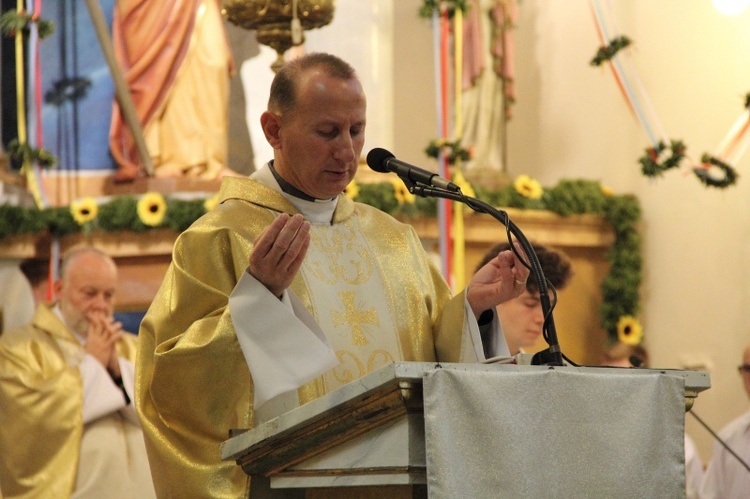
{"left": 425, "top": 139, "right": 472, "bottom": 165}
{"left": 419, "top": 0, "right": 470, "bottom": 19}
{"left": 589, "top": 35, "right": 630, "bottom": 67}
{"left": 0, "top": 8, "right": 54, "bottom": 38}
{"left": 589, "top": 0, "right": 743, "bottom": 189}
{"left": 3, "top": 0, "right": 54, "bottom": 209}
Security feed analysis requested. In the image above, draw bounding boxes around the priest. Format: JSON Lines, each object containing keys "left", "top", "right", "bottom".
{"left": 136, "top": 52, "right": 530, "bottom": 497}
{"left": 0, "top": 246, "right": 155, "bottom": 497}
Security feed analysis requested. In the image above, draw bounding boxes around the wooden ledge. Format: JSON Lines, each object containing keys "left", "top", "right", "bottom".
{"left": 406, "top": 209, "right": 614, "bottom": 249}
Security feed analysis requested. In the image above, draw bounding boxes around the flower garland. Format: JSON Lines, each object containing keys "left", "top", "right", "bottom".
{"left": 418, "top": 0, "right": 470, "bottom": 19}
{"left": 425, "top": 138, "right": 472, "bottom": 165}
{"left": 589, "top": 0, "right": 744, "bottom": 189}
{"left": 7, "top": 139, "right": 56, "bottom": 168}
{"left": 590, "top": 35, "right": 631, "bottom": 67}
{"left": 0, "top": 9, "right": 54, "bottom": 39}
{"left": 638, "top": 140, "right": 686, "bottom": 178}
{"left": 695, "top": 153, "right": 740, "bottom": 188}
{"left": 0, "top": 178, "right": 643, "bottom": 345}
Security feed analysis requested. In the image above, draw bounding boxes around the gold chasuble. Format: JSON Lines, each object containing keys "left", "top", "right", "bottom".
{"left": 136, "top": 177, "right": 470, "bottom": 498}
{"left": 0, "top": 304, "right": 146, "bottom": 498}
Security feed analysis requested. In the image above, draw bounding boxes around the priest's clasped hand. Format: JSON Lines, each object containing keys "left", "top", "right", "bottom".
{"left": 247, "top": 213, "right": 311, "bottom": 298}
{"left": 466, "top": 242, "right": 531, "bottom": 319}
{"left": 84, "top": 311, "right": 124, "bottom": 378}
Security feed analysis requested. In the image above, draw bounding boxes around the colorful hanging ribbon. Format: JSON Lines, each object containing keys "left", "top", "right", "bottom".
{"left": 452, "top": 7, "right": 466, "bottom": 290}
{"left": 15, "top": 0, "right": 49, "bottom": 209}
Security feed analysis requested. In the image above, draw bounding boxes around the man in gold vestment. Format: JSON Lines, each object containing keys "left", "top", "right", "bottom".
{"left": 136, "top": 53, "right": 530, "bottom": 497}
{"left": 0, "top": 247, "right": 155, "bottom": 498}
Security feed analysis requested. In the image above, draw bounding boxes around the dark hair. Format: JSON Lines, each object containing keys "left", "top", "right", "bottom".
{"left": 268, "top": 52, "right": 358, "bottom": 117}
{"left": 19, "top": 259, "right": 48, "bottom": 287}
{"left": 475, "top": 242, "right": 572, "bottom": 292}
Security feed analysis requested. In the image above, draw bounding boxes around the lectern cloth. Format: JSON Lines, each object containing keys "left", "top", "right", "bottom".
{"left": 423, "top": 368, "right": 686, "bottom": 499}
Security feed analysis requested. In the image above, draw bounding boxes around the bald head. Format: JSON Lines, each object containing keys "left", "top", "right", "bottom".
{"left": 55, "top": 246, "right": 118, "bottom": 336}
{"left": 268, "top": 52, "right": 359, "bottom": 118}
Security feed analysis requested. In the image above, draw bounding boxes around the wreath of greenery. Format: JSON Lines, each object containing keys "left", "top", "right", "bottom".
{"left": 638, "top": 139, "right": 686, "bottom": 178}
{"left": 418, "top": 0, "right": 470, "bottom": 19}
{"left": 0, "top": 9, "right": 54, "bottom": 39}
{"left": 593, "top": 32, "right": 744, "bottom": 189}
{"left": 7, "top": 139, "right": 57, "bottom": 168}
{"left": 0, "top": 178, "right": 641, "bottom": 343}
{"left": 590, "top": 35, "right": 631, "bottom": 67}
{"left": 695, "top": 153, "right": 739, "bottom": 188}
{"left": 425, "top": 138, "right": 471, "bottom": 165}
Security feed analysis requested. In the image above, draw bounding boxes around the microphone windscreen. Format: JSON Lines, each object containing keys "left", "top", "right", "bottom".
{"left": 366, "top": 148, "right": 395, "bottom": 173}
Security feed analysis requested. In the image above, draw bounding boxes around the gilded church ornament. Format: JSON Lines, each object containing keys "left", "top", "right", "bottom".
{"left": 223, "top": 0, "right": 335, "bottom": 72}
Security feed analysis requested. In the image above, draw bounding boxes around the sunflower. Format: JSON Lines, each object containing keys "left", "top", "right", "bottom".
{"left": 390, "top": 178, "right": 416, "bottom": 205}
{"left": 453, "top": 170, "right": 475, "bottom": 198}
{"left": 616, "top": 315, "right": 643, "bottom": 345}
{"left": 137, "top": 192, "right": 167, "bottom": 227}
{"left": 70, "top": 197, "right": 98, "bottom": 225}
{"left": 513, "top": 175, "right": 543, "bottom": 200}
{"left": 345, "top": 180, "right": 360, "bottom": 200}
{"left": 203, "top": 193, "right": 220, "bottom": 212}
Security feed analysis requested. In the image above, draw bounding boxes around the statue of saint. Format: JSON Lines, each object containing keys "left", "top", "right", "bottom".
{"left": 109, "top": 0, "right": 236, "bottom": 181}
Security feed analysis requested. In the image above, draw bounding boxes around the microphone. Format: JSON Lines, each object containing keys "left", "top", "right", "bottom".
{"left": 366, "top": 148, "right": 461, "bottom": 192}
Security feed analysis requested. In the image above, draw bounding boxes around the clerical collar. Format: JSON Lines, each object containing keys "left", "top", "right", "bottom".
{"left": 252, "top": 162, "right": 338, "bottom": 225}
{"left": 268, "top": 161, "right": 318, "bottom": 202}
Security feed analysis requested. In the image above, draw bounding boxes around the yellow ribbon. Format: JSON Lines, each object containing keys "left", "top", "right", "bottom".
{"left": 15, "top": 1, "right": 46, "bottom": 209}
{"left": 452, "top": 8, "right": 466, "bottom": 290}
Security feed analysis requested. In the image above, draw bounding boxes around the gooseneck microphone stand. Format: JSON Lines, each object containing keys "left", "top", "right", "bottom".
{"left": 408, "top": 182, "right": 565, "bottom": 366}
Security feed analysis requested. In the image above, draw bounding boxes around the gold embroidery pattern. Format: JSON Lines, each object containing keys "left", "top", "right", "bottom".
{"left": 333, "top": 351, "right": 364, "bottom": 384}
{"left": 308, "top": 225, "right": 372, "bottom": 286}
{"left": 367, "top": 349, "right": 395, "bottom": 372}
{"left": 332, "top": 291, "right": 379, "bottom": 346}
{"left": 332, "top": 350, "right": 395, "bottom": 385}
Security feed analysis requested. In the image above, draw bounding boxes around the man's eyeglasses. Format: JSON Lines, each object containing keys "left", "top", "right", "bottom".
{"left": 738, "top": 364, "right": 750, "bottom": 375}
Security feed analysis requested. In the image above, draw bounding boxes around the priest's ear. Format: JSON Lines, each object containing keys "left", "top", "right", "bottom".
{"left": 52, "top": 278, "right": 64, "bottom": 301}
{"left": 260, "top": 111, "right": 283, "bottom": 149}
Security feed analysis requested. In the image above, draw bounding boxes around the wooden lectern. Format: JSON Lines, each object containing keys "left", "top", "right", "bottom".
{"left": 221, "top": 361, "right": 710, "bottom": 499}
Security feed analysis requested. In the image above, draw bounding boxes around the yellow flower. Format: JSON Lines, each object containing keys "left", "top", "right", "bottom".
{"left": 617, "top": 315, "right": 643, "bottom": 346}
{"left": 137, "top": 192, "right": 167, "bottom": 227}
{"left": 601, "top": 184, "right": 614, "bottom": 197}
{"left": 453, "top": 171, "right": 475, "bottom": 198}
{"left": 391, "top": 178, "right": 416, "bottom": 205}
{"left": 204, "top": 193, "right": 220, "bottom": 212}
{"left": 70, "top": 197, "right": 98, "bottom": 225}
{"left": 513, "top": 175, "right": 543, "bottom": 200}
{"left": 345, "top": 180, "right": 360, "bottom": 200}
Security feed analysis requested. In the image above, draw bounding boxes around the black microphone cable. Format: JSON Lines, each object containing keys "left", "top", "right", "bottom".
{"left": 689, "top": 410, "right": 750, "bottom": 474}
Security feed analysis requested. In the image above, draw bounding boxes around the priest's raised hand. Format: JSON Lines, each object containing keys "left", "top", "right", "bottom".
{"left": 467, "top": 242, "right": 531, "bottom": 318}
{"left": 247, "top": 212, "right": 311, "bottom": 298}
